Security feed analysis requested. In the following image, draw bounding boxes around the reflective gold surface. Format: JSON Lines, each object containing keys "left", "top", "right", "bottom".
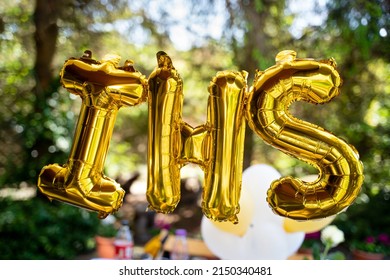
{"left": 37, "top": 49, "right": 363, "bottom": 222}
{"left": 37, "top": 52, "right": 147, "bottom": 218}
{"left": 246, "top": 50, "right": 364, "bottom": 220}
{"left": 146, "top": 52, "right": 248, "bottom": 222}
{"left": 202, "top": 70, "right": 247, "bottom": 223}
{"left": 146, "top": 51, "right": 183, "bottom": 214}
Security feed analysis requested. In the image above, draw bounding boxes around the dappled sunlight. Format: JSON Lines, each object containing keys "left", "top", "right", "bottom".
{"left": 0, "top": 0, "right": 389, "bottom": 260}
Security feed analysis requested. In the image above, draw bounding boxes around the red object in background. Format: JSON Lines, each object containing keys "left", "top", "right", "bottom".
{"left": 114, "top": 220, "right": 134, "bottom": 259}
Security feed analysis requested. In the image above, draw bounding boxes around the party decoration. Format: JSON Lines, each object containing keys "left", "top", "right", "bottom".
{"left": 201, "top": 164, "right": 305, "bottom": 259}
{"left": 246, "top": 50, "right": 364, "bottom": 220}
{"left": 37, "top": 49, "right": 364, "bottom": 222}
{"left": 241, "top": 164, "right": 284, "bottom": 225}
{"left": 284, "top": 215, "right": 336, "bottom": 234}
{"left": 146, "top": 51, "right": 248, "bottom": 223}
{"left": 210, "top": 185, "right": 255, "bottom": 237}
{"left": 283, "top": 174, "right": 337, "bottom": 233}
{"left": 37, "top": 51, "right": 148, "bottom": 218}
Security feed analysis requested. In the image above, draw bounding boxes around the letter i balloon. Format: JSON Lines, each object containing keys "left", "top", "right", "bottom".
{"left": 37, "top": 52, "right": 148, "bottom": 218}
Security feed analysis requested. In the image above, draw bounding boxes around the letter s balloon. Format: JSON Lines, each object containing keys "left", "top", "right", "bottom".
{"left": 246, "top": 50, "right": 364, "bottom": 220}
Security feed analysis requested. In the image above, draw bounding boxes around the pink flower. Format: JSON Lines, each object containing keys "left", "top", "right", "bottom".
{"left": 378, "top": 233, "right": 390, "bottom": 245}
{"left": 365, "top": 236, "right": 376, "bottom": 243}
{"left": 305, "top": 231, "right": 321, "bottom": 239}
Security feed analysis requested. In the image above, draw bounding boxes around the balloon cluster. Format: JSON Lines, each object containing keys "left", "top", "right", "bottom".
{"left": 37, "top": 50, "right": 363, "bottom": 221}
{"left": 201, "top": 165, "right": 337, "bottom": 259}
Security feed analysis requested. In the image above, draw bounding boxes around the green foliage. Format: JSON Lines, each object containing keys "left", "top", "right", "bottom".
{"left": 333, "top": 189, "right": 390, "bottom": 254}
{"left": 326, "top": 251, "right": 346, "bottom": 260}
{"left": 0, "top": 77, "right": 75, "bottom": 186}
{"left": 311, "top": 242, "right": 321, "bottom": 260}
{"left": 350, "top": 234, "right": 390, "bottom": 255}
{"left": 0, "top": 0, "right": 389, "bottom": 259}
{"left": 96, "top": 222, "right": 117, "bottom": 238}
{"left": 96, "top": 215, "right": 118, "bottom": 238}
{"left": 0, "top": 196, "right": 100, "bottom": 259}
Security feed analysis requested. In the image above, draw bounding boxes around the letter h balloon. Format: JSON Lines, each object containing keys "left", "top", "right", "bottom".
{"left": 37, "top": 50, "right": 363, "bottom": 222}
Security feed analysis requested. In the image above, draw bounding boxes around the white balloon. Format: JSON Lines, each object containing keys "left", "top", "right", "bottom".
{"left": 285, "top": 231, "right": 305, "bottom": 257}
{"left": 201, "top": 216, "right": 295, "bottom": 259}
{"left": 201, "top": 164, "right": 305, "bottom": 259}
{"left": 242, "top": 164, "right": 283, "bottom": 225}
{"left": 201, "top": 217, "right": 243, "bottom": 259}
{"left": 243, "top": 221, "right": 288, "bottom": 259}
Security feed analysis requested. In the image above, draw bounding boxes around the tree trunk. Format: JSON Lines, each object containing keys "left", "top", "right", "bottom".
{"left": 33, "top": 0, "right": 61, "bottom": 97}
{"left": 227, "top": 0, "right": 285, "bottom": 168}
{"left": 30, "top": 0, "right": 63, "bottom": 179}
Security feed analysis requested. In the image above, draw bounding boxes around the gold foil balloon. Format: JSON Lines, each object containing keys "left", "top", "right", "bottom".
{"left": 146, "top": 51, "right": 183, "bottom": 214}
{"left": 146, "top": 51, "right": 248, "bottom": 223}
{"left": 283, "top": 175, "right": 337, "bottom": 233}
{"left": 37, "top": 51, "right": 147, "bottom": 218}
{"left": 37, "top": 49, "right": 364, "bottom": 223}
{"left": 246, "top": 50, "right": 364, "bottom": 220}
{"left": 202, "top": 70, "right": 247, "bottom": 223}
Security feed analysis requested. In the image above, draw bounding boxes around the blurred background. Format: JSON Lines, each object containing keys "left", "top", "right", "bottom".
{"left": 0, "top": 0, "right": 389, "bottom": 259}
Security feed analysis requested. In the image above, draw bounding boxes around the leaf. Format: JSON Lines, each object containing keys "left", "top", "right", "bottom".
{"left": 327, "top": 251, "right": 346, "bottom": 260}
{"left": 312, "top": 242, "right": 321, "bottom": 260}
